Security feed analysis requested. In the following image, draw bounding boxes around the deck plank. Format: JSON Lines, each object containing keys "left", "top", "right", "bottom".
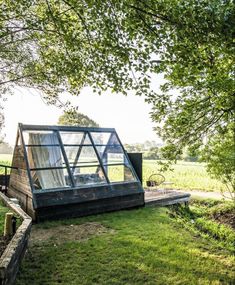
{"left": 144, "top": 190, "right": 190, "bottom": 206}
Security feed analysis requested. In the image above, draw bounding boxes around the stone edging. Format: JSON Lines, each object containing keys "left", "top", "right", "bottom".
{"left": 0, "top": 192, "right": 32, "bottom": 285}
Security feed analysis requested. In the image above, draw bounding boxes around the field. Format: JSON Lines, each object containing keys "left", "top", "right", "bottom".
{"left": 0, "top": 154, "right": 13, "bottom": 174}
{"left": 15, "top": 207, "right": 235, "bottom": 285}
{"left": 143, "top": 160, "right": 226, "bottom": 192}
{"left": 0, "top": 154, "right": 226, "bottom": 192}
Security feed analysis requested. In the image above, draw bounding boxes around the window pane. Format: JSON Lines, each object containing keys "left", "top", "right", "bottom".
{"left": 64, "top": 146, "right": 99, "bottom": 167}
{"left": 106, "top": 165, "right": 136, "bottom": 183}
{"left": 27, "top": 146, "right": 65, "bottom": 169}
{"left": 107, "top": 153, "right": 124, "bottom": 164}
{"left": 60, "top": 132, "right": 86, "bottom": 145}
{"left": 91, "top": 132, "right": 111, "bottom": 145}
{"left": 23, "top": 131, "right": 59, "bottom": 145}
{"left": 108, "top": 133, "right": 120, "bottom": 145}
{"left": 97, "top": 144, "right": 126, "bottom": 165}
{"left": 31, "top": 169, "right": 71, "bottom": 190}
{"left": 72, "top": 166, "right": 106, "bottom": 186}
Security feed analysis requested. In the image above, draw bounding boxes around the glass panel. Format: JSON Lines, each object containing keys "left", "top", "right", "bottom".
{"left": 65, "top": 146, "right": 99, "bottom": 167}
{"left": 106, "top": 164, "right": 136, "bottom": 183}
{"left": 107, "top": 153, "right": 124, "bottom": 164}
{"left": 26, "top": 146, "right": 65, "bottom": 169}
{"left": 60, "top": 132, "right": 86, "bottom": 145}
{"left": 95, "top": 133, "right": 123, "bottom": 159}
{"left": 23, "top": 131, "right": 59, "bottom": 145}
{"left": 97, "top": 144, "right": 126, "bottom": 165}
{"left": 108, "top": 133, "right": 120, "bottom": 145}
{"left": 31, "top": 169, "right": 71, "bottom": 190}
{"left": 95, "top": 145, "right": 106, "bottom": 158}
{"left": 72, "top": 166, "right": 106, "bottom": 186}
{"left": 91, "top": 132, "right": 112, "bottom": 145}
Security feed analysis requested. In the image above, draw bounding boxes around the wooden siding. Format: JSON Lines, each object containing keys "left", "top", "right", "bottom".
{"left": 36, "top": 192, "right": 145, "bottom": 222}
{"left": 34, "top": 182, "right": 143, "bottom": 208}
{"left": 8, "top": 144, "right": 35, "bottom": 219}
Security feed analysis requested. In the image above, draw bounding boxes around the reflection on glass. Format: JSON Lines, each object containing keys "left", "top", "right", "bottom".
{"left": 91, "top": 132, "right": 111, "bottom": 145}
{"left": 107, "top": 153, "right": 124, "bottom": 164}
{"left": 64, "top": 146, "right": 99, "bottom": 166}
{"left": 72, "top": 166, "right": 106, "bottom": 186}
{"left": 108, "top": 133, "right": 120, "bottom": 145}
{"left": 97, "top": 144, "right": 125, "bottom": 165}
{"left": 31, "top": 169, "right": 71, "bottom": 190}
{"left": 106, "top": 164, "right": 136, "bottom": 183}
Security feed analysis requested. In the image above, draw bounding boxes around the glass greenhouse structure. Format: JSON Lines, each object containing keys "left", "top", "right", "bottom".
{"left": 8, "top": 124, "right": 144, "bottom": 221}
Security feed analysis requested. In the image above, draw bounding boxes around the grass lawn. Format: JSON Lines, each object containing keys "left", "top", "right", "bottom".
{"left": 143, "top": 160, "right": 226, "bottom": 192}
{"left": 16, "top": 207, "right": 234, "bottom": 285}
{"left": 0, "top": 201, "right": 9, "bottom": 235}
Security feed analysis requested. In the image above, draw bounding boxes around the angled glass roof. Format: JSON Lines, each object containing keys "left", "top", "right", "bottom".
{"left": 17, "top": 124, "right": 139, "bottom": 192}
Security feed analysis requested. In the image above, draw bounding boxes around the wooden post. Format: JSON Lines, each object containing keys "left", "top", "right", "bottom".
{"left": 4, "top": 212, "right": 13, "bottom": 236}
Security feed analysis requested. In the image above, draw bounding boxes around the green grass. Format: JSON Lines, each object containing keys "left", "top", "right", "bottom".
{"left": 0, "top": 202, "right": 9, "bottom": 235}
{"left": 0, "top": 154, "right": 13, "bottom": 174}
{"left": 143, "top": 160, "right": 226, "bottom": 192}
{"left": 16, "top": 207, "right": 234, "bottom": 285}
{"left": 169, "top": 199, "right": 235, "bottom": 252}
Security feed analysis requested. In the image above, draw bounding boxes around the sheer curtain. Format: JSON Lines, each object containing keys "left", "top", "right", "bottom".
{"left": 28, "top": 133, "right": 66, "bottom": 189}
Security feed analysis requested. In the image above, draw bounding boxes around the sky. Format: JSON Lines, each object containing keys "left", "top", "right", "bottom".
{"left": 2, "top": 85, "right": 162, "bottom": 146}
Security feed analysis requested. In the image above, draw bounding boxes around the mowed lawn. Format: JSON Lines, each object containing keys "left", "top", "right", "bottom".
{"left": 16, "top": 207, "right": 234, "bottom": 285}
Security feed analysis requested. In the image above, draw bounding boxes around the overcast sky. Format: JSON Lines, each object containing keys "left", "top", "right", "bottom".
{"left": 2, "top": 84, "right": 163, "bottom": 146}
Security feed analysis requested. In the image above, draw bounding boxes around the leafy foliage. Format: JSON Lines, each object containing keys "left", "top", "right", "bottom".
{"left": 201, "top": 123, "right": 235, "bottom": 199}
{"left": 0, "top": 1, "right": 234, "bottom": 190}
{"left": 170, "top": 198, "right": 235, "bottom": 251}
{"left": 58, "top": 107, "right": 99, "bottom": 127}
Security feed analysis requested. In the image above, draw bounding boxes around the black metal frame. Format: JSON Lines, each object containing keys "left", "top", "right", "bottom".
{"left": 17, "top": 123, "right": 141, "bottom": 193}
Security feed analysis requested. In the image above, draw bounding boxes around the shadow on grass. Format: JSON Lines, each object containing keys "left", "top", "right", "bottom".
{"left": 16, "top": 207, "right": 235, "bottom": 285}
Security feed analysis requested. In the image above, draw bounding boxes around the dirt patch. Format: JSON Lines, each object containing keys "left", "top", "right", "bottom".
{"left": 30, "top": 222, "right": 114, "bottom": 245}
{"left": 213, "top": 212, "right": 235, "bottom": 230}
{"left": 0, "top": 235, "right": 11, "bottom": 256}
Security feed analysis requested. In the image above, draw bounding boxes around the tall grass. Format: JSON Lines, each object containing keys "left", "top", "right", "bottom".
{"left": 0, "top": 154, "right": 13, "bottom": 174}
{"left": 143, "top": 160, "right": 226, "bottom": 192}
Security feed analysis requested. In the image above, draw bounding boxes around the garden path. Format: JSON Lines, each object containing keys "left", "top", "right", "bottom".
{"left": 186, "top": 190, "right": 231, "bottom": 200}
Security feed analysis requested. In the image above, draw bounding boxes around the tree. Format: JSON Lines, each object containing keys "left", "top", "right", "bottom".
{"left": 58, "top": 108, "right": 99, "bottom": 127}
{"left": 144, "top": 147, "right": 160, "bottom": 160}
{"left": 1, "top": 1, "right": 234, "bottom": 192}
{"left": 201, "top": 123, "right": 235, "bottom": 200}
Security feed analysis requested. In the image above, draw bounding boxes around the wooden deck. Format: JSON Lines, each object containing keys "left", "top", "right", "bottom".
{"left": 144, "top": 189, "right": 191, "bottom": 206}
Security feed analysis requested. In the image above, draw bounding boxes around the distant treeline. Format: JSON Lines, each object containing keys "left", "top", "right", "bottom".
{"left": 124, "top": 141, "right": 199, "bottom": 162}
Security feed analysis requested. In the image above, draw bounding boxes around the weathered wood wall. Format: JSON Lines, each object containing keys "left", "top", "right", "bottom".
{"left": 34, "top": 182, "right": 144, "bottom": 221}
{"left": 7, "top": 145, "right": 35, "bottom": 219}
{"left": 36, "top": 192, "right": 145, "bottom": 222}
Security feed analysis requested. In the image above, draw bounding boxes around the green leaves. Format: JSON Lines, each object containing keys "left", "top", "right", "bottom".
{"left": 0, "top": 1, "right": 234, "bottom": 191}
{"left": 58, "top": 107, "right": 99, "bottom": 127}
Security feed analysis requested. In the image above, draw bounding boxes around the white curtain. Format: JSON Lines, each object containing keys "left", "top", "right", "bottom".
{"left": 28, "top": 133, "right": 66, "bottom": 189}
